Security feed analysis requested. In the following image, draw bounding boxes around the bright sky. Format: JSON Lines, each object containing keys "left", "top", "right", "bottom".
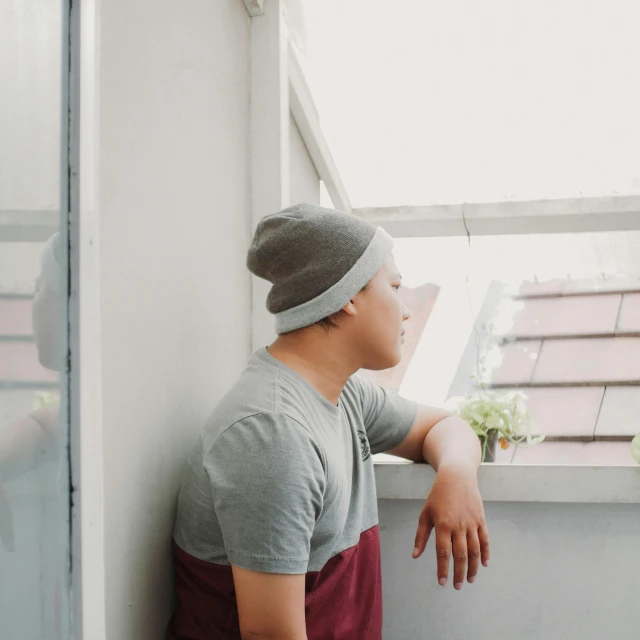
{"left": 299, "top": 0, "right": 640, "bottom": 208}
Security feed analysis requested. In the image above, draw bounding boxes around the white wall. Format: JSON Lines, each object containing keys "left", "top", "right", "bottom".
{"left": 97, "top": 1, "right": 251, "bottom": 637}
{"left": 290, "top": 114, "right": 320, "bottom": 206}
{"left": 379, "top": 499, "right": 639, "bottom": 639}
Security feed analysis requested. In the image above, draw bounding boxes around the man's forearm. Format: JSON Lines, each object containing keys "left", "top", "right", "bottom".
{"left": 412, "top": 415, "right": 490, "bottom": 586}
{"left": 422, "top": 415, "right": 481, "bottom": 473}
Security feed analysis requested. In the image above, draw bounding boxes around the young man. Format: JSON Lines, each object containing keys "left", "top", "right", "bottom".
{"left": 167, "top": 204, "right": 489, "bottom": 640}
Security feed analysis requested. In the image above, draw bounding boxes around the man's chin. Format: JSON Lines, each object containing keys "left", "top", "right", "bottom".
{"left": 370, "top": 355, "right": 401, "bottom": 372}
{"left": 388, "top": 355, "right": 402, "bottom": 369}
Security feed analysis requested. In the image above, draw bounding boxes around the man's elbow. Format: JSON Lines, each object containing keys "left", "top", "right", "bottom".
{"left": 436, "top": 409, "right": 455, "bottom": 424}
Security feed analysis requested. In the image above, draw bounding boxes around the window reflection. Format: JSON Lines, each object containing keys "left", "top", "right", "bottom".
{"left": 0, "top": 0, "right": 69, "bottom": 636}
{"left": 0, "top": 235, "right": 67, "bottom": 637}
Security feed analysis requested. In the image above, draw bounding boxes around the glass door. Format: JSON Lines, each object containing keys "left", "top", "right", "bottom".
{"left": 0, "top": 1, "right": 71, "bottom": 637}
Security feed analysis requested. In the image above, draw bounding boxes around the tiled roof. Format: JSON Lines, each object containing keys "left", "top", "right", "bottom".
{"left": 484, "top": 278, "right": 640, "bottom": 465}
{"left": 0, "top": 295, "right": 56, "bottom": 389}
{"left": 371, "top": 277, "right": 640, "bottom": 466}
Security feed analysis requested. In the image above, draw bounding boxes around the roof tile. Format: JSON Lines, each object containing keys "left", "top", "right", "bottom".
{"left": 533, "top": 338, "right": 640, "bottom": 384}
{"left": 487, "top": 341, "right": 541, "bottom": 385}
{"left": 507, "top": 295, "right": 621, "bottom": 338}
{"left": 616, "top": 293, "right": 640, "bottom": 333}
{"left": 0, "top": 298, "right": 33, "bottom": 336}
{"left": 522, "top": 387, "right": 604, "bottom": 440}
{"left": 594, "top": 387, "right": 640, "bottom": 439}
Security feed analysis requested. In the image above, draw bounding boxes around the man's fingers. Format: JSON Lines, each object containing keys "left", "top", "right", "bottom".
{"left": 452, "top": 531, "right": 467, "bottom": 590}
{"left": 412, "top": 515, "right": 433, "bottom": 559}
{"left": 466, "top": 530, "right": 481, "bottom": 584}
{"left": 479, "top": 523, "right": 490, "bottom": 568}
{"left": 435, "top": 528, "right": 452, "bottom": 586}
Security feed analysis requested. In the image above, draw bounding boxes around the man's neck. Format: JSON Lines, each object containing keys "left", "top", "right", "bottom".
{"left": 267, "top": 331, "right": 358, "bottom": 406}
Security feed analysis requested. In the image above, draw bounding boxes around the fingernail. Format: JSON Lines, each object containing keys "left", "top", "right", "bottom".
{"left": 439, "top": 577, "right": 446, "bottom": 586}
{"left": 468, "top": 576, "right": 475, "bottom": 584}
{"left": 454, "top": 582, "right": 463, "bottom": 590}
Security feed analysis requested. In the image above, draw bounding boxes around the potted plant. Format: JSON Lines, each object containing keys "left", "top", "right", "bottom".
{"left": 447, "top": 389, "right": 544, "bottom": 463}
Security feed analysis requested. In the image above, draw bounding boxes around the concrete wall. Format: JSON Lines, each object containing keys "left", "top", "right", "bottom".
{"left": 379, "top": 499, "right": 639, "bottom": 639}
{"left": 97, "top": 1, "right": 251, "bottom": 637}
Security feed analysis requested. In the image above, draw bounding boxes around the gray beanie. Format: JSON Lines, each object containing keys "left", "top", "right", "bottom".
{"left": 247, "top": 203, "right": 394, "bottom": 334}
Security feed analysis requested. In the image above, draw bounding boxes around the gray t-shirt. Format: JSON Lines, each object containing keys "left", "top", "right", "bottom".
{"left": 173, "top": 347, "right": 417, "bottom": 575}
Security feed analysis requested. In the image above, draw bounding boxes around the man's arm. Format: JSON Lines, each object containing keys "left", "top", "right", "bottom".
{"left": 206, "top": 414, "right": 324, "bottom": 636}
{"left": 386, "top": 404, "right": 489, "bottom": 590}
{"left": 386, "top": 404, "right": 480, "bottom": 467}
{"left": 232, "top": 566, "right": 307, "bottom": 640}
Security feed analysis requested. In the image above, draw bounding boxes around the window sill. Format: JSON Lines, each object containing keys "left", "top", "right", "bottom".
{"left": 373, "top": 458, "right": 640, "bottom": 504}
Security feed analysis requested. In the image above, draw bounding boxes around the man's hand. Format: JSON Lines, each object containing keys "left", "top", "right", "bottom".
{"left": 384, "top": 404, "right": 489, "bottom": 588}
{"left": 412, "top": 464, "right": 489, "bottom": 590}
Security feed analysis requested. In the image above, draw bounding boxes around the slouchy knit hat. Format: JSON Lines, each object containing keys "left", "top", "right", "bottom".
{"left": 247, "top": 203, "right": 394, "bottom": 334}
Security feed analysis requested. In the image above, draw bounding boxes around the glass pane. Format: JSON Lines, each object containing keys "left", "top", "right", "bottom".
{"left": 0, "top": 1, "right": 70, "bottom": 637}
{"left": 376, "top": 232, "right": 640, "bottom": 466}
{"left": 367, "top": 231, "right": 640, "bottom": 465}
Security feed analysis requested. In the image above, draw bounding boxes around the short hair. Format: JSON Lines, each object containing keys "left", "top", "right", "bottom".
{"left": 312, "top": 281, "right": 370, "bottom": 331}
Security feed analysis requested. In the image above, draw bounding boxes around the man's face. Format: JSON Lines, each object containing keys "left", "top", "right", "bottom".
{"left": 350, "top": 253, "right": 410, "bottom": 370}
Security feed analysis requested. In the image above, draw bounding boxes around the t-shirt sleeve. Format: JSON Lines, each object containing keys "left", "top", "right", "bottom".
{"left": 352, "top": 374, "right": 418, "bottom": 455}
{"left": 204, "top": 412, "right": 326, "bottom": 574}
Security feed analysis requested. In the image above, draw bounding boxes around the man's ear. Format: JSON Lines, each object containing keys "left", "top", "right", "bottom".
{"left": 341, "top": 299, "right": 358, "bottom": 317}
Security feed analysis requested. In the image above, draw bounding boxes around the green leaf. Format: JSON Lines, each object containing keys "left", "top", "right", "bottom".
{"left": 452, "top": 388, "right": 543, "bottom": 452}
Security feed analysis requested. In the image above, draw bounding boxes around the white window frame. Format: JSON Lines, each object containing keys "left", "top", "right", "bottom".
{"left": 287, "top": 44, "right": 351, "bottom": 214}
{"left": 249, "top": 0, "right": 640, "bottom": 504}
{"left": 355, "top": 196, "right": 640, "bottom": 237}
{"left": 69, "top": 0, "right": 107, "bottom": 637}
{"left": 249, "top": 1, "right": 351, "bottom": 351}
{"left": 362, "top": 195, "right": 640, "bottom": 503}
{"left": 0, "top": 210, "right": 59, "bottom": 242}
{"left": 243, "top": 0, "right": 264, "bottom": 17}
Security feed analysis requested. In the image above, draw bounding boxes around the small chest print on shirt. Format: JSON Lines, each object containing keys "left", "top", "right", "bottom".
{"left": 357, "top": 430, "right": 371, "bottom": 461}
